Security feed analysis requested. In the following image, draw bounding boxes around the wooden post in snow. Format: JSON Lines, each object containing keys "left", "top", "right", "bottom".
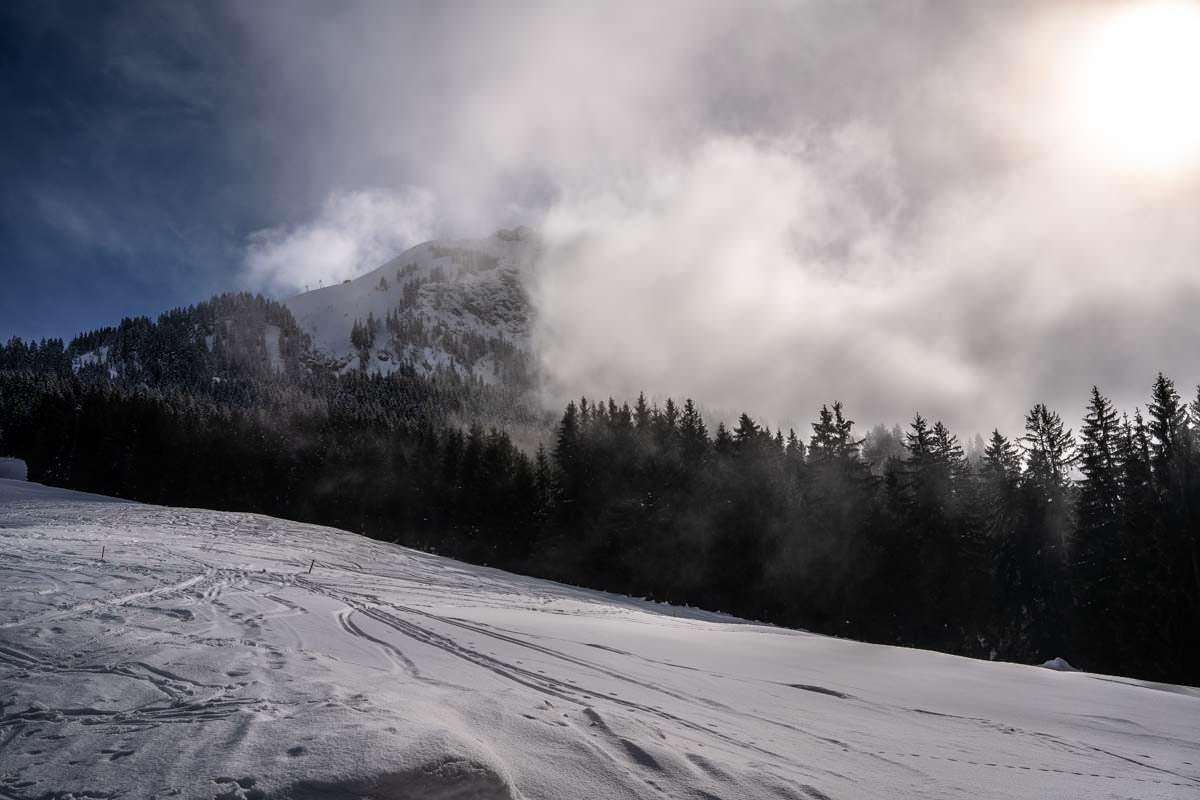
{"left": 100, "top": 545, "right": 106, "bottom": 561}
{"left": 307, "top": 559, "right": 315, "bottom": 574}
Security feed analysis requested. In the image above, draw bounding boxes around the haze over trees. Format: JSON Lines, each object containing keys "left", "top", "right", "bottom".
{"left": 1, "top": 298, "right": 1197, "bottom": 685}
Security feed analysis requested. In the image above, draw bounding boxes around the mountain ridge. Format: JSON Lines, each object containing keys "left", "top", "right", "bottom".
{"left": 1, "top": 227, "right": 542, "bottom": 394}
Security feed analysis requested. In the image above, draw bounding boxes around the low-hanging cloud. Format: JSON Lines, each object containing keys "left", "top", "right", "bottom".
{"left": 533, "top": 124, "right": 1200, "bottom": 436}
{"left": 222, "top": 0, "right": 1200, "bottom": 436}
{"left": 242, "top": 187, "right": 435, "bottom": 294}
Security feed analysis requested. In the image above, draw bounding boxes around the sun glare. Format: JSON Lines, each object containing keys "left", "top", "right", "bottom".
{"left": 1063, "top": 0, "right": 1200, "bottom": 173}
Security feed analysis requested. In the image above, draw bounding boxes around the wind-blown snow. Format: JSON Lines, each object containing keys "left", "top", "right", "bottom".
{"left": 1, "top": 480, "right": 1197, "bottom": 799}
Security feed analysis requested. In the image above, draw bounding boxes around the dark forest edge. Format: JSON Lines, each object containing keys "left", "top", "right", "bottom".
{"left": 1, "top": 298, "right": 1197, "bottom": 686}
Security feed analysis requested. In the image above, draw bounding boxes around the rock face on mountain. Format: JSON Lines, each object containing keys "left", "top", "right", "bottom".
{"left": 285, "top": 227, "right": 540, "bottom": 385}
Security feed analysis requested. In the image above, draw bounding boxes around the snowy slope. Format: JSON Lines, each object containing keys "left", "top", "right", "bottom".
{"left": 284, "top": 228, "right": 538, "bottom": 380}
{"left": 2, "top": 480, "right": 1198, "bottom": 800}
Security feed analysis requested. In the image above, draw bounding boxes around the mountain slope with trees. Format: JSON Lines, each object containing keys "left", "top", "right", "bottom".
{"left": 2, "top": 291, "right": 1198, "bottom": 683}
{"left": 2, "top": 307, "right": 1197, "bottom": 684}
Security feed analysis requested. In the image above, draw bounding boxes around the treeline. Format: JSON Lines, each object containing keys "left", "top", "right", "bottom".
{"left": 0, "top": 372, "right": 538, "bottom": 542}
{"left": 532, "top": 387, "right": 1200, "bottom": 684}
{"left": 0, "top": 362, "right": 1196, "bottom": 683}
{"left": 0, "top": 293, "right": 311, "bottom": 384}
{"left": 0, "top": 292, "right": 539, "bottom": 423}
{"left": 552, "top": 385, "right": 1199, "bottom": 684}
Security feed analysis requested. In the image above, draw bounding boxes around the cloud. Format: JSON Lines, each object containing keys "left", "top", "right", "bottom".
{"left": 32, "top": 190, "right": 133, "bottom": 256}
{"left": 533, "top": 127, "right": 1200, "bottom": 436}
{"left": 226, "top": 0, "right": 1200, "bottom": 435}
{"left": 241, "top": 188, "right": 435, "bottom": 294}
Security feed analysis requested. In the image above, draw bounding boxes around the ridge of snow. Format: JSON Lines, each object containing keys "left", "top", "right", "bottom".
{"left": 2, "top": 479, "right": 1198, "bottom": 799}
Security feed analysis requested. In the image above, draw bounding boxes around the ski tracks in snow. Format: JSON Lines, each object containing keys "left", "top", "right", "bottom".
{"left": 1, "top": 481, "right": 1198, "bottom": 799}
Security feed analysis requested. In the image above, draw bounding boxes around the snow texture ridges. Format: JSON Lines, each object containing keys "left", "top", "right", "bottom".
{"left": 1, "top": 479, "right": 1198, "bottom": 799}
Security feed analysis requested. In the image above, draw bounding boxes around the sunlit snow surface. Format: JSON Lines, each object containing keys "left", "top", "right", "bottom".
{"left": 1, "top": 480, "right": 1197, "bottom": 799}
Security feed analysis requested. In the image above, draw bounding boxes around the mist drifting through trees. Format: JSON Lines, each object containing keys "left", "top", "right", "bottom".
{"left": 1, "top": 296, "right": 1197, "bottom": 685}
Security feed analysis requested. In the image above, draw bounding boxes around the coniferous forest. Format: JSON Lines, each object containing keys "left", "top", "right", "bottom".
{"left": 1, "top": 298, "right": 1198, "bottom": 686}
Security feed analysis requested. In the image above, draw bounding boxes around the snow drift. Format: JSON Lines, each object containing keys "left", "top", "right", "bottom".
{"left": 1, "top": 479, "right": 1197, "bottom": 799}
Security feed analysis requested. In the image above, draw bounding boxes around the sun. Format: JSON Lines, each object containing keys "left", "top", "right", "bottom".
{"left": 1062, "top": 0, "right": 1200, "bottom": 173}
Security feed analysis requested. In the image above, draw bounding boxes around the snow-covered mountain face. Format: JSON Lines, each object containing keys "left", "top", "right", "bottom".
{"left": 3, "top": 480, "right": 1199, "bottom": 800}
{"left": 31, "top": 229, "right": 541, "bottom": 394}
{"left": 284, "top": 228, "right": 540, "bottom": 385}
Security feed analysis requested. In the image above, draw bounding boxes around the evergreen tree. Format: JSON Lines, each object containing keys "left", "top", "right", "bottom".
{"left": 1148, "top": 373, "right": 1187, "bottom": 479}
{"left": 809, "top": 405, "right": 837, "bottom": 462}
{"left": 982, "top": 430, "right": 1021, "bottom": 482}
{"left": 784, "top": 429, "right": 800, "bottom": 458}
{"left": 714, "top": 422, "right": 733, "bottom": 454}
{"left": 979, "top": 428, "right": 1027, "bottom": 659}
{"left": 533, "top": 444, "right": 554, "bottom": 511}
{"left": 809, "top": 402, "right": 862, "bottom": 464}
{"left": 1114, "top": 410, "right": 1160, "bottom": 673}
{"left": 634, "top": 392, "right": 652, "bottom": 431}
{"left": 658, "top": 398, "right": 680, "bottom": 447}
{"left": 554, "top": 401, "right": 583, "bottom": 512}
{"left": 1014, "top": 403, "right": 1076, "bottom": 660}
{"left": 733, "top": 413, "right": 762, "bottom": 449}
{"left": 1073, "top": 387, "right": 1124, "bottom": 668}
{"left": 904, "top": 413, "right": 934, "bottom": 464}
{"left": 679, "top": 399, "right": 709, "bottom": 462}
{"left": 1144, "top": 374, "right": 1199, "bottom": 679}
{"left": 931, "top": 421, "right": 967, "bottom": 483}
{"left": 1022, "top": 403, "right": 1077, "bottom": 494}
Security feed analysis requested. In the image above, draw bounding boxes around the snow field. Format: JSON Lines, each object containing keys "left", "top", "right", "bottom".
{"left": 1, "top": 479, "right": 1197, "bottom": 799}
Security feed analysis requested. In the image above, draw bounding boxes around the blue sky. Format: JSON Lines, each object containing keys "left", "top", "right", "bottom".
{"left": 0, "top": 0, "right": 546, "bottom": 342}
{"left": 0, "top": 1, "right": 287, "bottom": 341}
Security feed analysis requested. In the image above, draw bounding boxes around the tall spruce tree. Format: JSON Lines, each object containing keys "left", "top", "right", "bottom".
{"left": 733, "top": 413, "right": 763, "bottom": 450}
{"left": 553, "top": 401, "right": 583, "bottom": 514}
{"left": 1016, "top": 403, "right": 1076, "bottom": 660}
{"left": 634, "top": 392, "right": 652, "bottom": 431}
{"left": 798, "top": 402, "right": 875, "bottom": 637}
{"left": 981, "top": 427, "right": 1033, "bottom": 659}
{"left": 1145, "top": 374, "right": 1199, "bottom": 678}
{"left": 1073, "top": 387, "right": 1124, "bottom": 667}
{"left": 785, "top": 428, "right": 805, "bottom": 463}
{"left": 679, "top": 399, "right": 709, "bottom": 462}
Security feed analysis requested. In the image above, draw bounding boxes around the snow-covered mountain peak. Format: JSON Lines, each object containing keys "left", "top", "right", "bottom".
{"left": 284, "top": 228, "right": 541, "bottom": 383}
